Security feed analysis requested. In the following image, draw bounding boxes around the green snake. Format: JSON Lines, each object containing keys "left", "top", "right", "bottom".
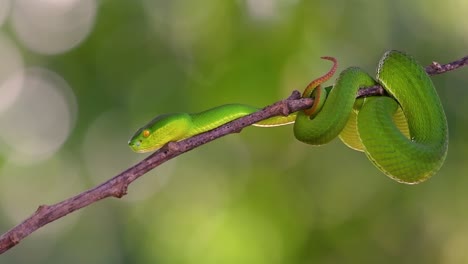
{"left": 129, "top": 50, "right": 448, "bottom": 184}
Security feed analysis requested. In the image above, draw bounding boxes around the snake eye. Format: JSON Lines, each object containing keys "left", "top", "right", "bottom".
{"left": 143, "top": 129, "right": 151, "bottom": 138}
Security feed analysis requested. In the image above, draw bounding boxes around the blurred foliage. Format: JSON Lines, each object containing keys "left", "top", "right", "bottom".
{"left": 0, "top": 0, "right": 467, "bottom": 263}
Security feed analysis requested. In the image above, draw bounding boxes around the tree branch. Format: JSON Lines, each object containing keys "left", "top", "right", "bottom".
{"left": 0, "top": 54, "right": 466, "bottom": 254}
{"left": 425, "top": 55, "right": 468, "bottom": 75}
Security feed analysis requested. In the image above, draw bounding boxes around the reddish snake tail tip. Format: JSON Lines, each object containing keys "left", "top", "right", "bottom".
{"left": 302, "top": 56, "right": 338, "bottom": 97}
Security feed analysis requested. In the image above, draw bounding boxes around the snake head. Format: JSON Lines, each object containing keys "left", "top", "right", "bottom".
{"left": 128, "top": 113, "right": 191, "bottom": 153}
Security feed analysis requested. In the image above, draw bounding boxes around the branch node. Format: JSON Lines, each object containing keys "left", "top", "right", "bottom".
{"left": 431, "top": 61, "right": 443, "bottom": 70}
{"left": 232, "top": 125, "right": 243, "bottom": 134}
{"left": 167, "top": 142, "right": 181, "bottom": 153}
{"left": 288, "top": 90, "right": 302, "bottom": 100}
{"left": 36, "top": 205, "right": 49, "bottom": 214}
{"left": 114, "top": 187, "right": 127, "bottom": 198}
{"left": 274, "top": 101, "right": 290, "bottom": 116}
{"left": 9, "top": 233, "right": 20, "bottom": 245}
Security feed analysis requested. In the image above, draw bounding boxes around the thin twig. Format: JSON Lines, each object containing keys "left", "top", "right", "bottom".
{"left": 0, "top": 54, "right": 466, "bottom": 254}
{"left": 425, "top": 55, "right": 468, "bottom": 75}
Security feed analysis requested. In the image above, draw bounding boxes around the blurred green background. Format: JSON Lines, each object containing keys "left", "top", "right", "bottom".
{"left": 0, "top": 0, "right": 467, "bottom": 263}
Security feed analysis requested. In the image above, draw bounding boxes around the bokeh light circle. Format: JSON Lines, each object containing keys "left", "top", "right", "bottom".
{"left": 0, "top": 67, "right": 77, "bottom": 164}
{"left": 0, "top": 32, "right": 24, "bottom": 114}
{"left": 11, "top": 0, "right": 97, "bottom": 54}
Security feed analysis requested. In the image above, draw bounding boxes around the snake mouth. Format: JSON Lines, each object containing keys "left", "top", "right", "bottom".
{"left": 128, "top": 141, "right": 160, "bottom": 153}
{"left": 130, "top": 147, "right": 153, "bottom": 153}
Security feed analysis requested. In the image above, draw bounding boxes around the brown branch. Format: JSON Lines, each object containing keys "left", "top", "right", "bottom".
{"left": 425, "top": 55, "right": 468, "bottom": 75}
{"left": 0, "top": 54, "right": 466, "bottom": 254}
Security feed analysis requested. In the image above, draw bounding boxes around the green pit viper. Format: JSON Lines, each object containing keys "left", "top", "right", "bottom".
{"left": 128, "top": 50, "right": 448, "bottom": 184}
